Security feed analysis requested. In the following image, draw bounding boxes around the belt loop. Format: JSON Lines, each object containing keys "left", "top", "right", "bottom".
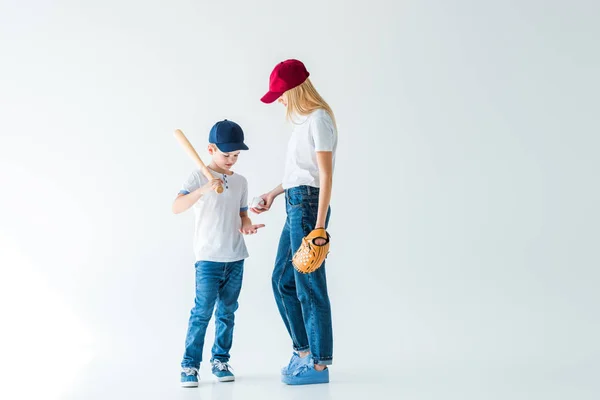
{"left": 307, "top": 186, "right": 311, "bottom": 196}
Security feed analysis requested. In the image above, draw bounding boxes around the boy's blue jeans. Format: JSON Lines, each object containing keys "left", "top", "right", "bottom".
{"left": 272, "top": 185, "right": 333, "bottom": 366}
{"left": 181, "top": 260, "right": 244, "bottom": 368}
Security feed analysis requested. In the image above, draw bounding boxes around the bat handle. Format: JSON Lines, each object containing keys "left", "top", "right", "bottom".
{"left": 200, "top": 165, "right": 224, "bottom": 194}
{"left": 174, "top": 129, "right": 224, "bottom": 194}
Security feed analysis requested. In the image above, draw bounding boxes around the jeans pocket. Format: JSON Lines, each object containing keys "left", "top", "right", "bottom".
{"left": 302, "top": 204, "right": 320, "bottom": 234}
{"left": 287, "top": 192, "right": 304, "bottom": 207}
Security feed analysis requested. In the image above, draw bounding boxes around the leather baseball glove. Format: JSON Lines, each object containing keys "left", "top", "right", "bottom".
{"left": 292, "top": 228, "right": 331, "bottom": 274}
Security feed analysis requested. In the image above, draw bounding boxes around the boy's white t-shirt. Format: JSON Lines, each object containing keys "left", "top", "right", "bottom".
{"left": 180, "top": 169, "right": 249, "bottom": 262}
{"left": 282, "top": 109, "right": 337, "bottom": 189}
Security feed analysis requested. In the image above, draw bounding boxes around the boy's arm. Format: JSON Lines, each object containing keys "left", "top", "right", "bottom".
{"left": 172, "top": 190, "right": 202, "bottom": 214}
{"left": 172, "top": 178, "right": 223, "bottom": 214}
{"left": 239, "top": 211, "right": 265, "bottom": 235}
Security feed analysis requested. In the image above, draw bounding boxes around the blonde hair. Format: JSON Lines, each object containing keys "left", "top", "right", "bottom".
{"left": 285, "top": 78, "right": 337, "bottom": 130}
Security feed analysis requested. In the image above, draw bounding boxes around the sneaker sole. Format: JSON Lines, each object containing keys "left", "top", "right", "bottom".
{"left": 181, "top": 381, "right": 199, "bottom": 388}
{"left": 217, "top": 376, "right": 235, "bottom": 382}
{"left": 282, "top": 379, "right": 329, "bottom": 385}
{"left": 281, "top": 374, "right": 329, "bottom": 385}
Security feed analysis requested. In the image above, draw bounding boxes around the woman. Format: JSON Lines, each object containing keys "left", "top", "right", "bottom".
{"left": 252, "top": 59, "right": 337, "bottom": 385}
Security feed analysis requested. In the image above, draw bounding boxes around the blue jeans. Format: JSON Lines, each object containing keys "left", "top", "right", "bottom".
{"left": 181, "top": 260, "right": 244, "bottom": 368}
{"left": 272, "top": 185, "right": 333, "bottom": 366}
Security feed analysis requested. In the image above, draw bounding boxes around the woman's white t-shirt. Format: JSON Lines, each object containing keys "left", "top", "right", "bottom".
{"left": 282, "top": 109, "right": 337, "bottom": 189}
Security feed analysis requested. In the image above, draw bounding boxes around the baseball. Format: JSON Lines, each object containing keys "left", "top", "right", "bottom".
{"left": 250, "top": 197, "right": 266, "bottom": 208}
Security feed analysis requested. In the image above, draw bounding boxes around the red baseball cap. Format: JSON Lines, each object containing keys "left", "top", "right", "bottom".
{"left": 260, "top": 59, "right": 310, "bottom": 104}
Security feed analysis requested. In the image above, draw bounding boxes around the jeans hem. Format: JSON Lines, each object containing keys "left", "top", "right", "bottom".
{"left": 312, "top": 358, "right": 333, "bottom": 366}
{"left": 293, "top": 345, "right": 310, "bottom": 352}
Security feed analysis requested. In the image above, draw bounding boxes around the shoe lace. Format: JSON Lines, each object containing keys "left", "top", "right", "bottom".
{"left": 213, "top": 360, "right": 233, "bottom": 372}
{"left": 288, "top": 352, "right": 300, "bottom": 364}
{"left": 182, "top": 367, "right": 198, "bottom": 376}
{"left": 292, "top": 363, "right": 312, "bottom": 376}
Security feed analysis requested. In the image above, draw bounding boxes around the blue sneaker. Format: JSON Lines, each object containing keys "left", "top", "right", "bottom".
{"left": 180, "top": 367, "right": 199, "bottom": 388}
{"left": 281, "top": 352, "right": 311, "bottom": 375}
{"left": 281, "top": 362, "right": 329, "bottom": 385}
{"left": 212, "top": 360, "right": 235, "bottom": 382}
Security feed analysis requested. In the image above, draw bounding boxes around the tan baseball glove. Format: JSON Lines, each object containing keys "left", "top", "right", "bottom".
{"left": 292, "top": 228, "right": 331, "bottom": 274}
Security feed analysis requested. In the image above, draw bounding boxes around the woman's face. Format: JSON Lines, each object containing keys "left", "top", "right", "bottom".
{"left": 277, "top": 93, "right": 288, "bottom": 107}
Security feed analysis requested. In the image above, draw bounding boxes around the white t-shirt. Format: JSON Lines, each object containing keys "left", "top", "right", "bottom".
{"left": 282, "top": 109, "right": 337, "bottom": 189}
{"left": 179, "top": 169, "right": 249, "bottom": 262}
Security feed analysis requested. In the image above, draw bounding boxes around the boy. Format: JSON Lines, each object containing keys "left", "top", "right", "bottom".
{"left": 173, "top": 119, "right": 264, "bottom": 387}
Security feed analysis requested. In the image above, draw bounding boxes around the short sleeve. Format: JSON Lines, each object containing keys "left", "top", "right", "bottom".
{"left": 240, "top": 177, "right": 248, "bottom": 212}
{"left": 179, "top": 171, "right": 202, "bottom": 195}
{"left": 310, "top": 112, "right": 335, "bottom": 152}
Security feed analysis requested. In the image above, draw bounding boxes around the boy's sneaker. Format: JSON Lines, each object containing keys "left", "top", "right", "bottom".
{"left": 212, "top": 360, "right": 235, "bottom": 382}
{"left": 281, "top": 352, "right": 311, "bottom": 375}
{"left": 180, "top": 367, "right": 199, "bottom": 387}
{"left": 281, "top": 362, "right": 329, "bottom": 385}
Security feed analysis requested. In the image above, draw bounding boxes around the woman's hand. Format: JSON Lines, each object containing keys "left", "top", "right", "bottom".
{"left": 314, "top": 237, "right": 327, "bottom": 245}
{"left": 312, "top": 227, "right": 328, "bottom": 245}
{"left": 251, "top": 192, "right": 275, "bottom": 214}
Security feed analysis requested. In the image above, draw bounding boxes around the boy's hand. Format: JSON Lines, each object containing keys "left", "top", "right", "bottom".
{"left": 250, "top": 193, "right": 274, "bottom": 214}
{"left": 239, "top": 222, "right": 265, "bottom": 235}
{"left": 200, "top": 178, "right": 224, "bottom": 195}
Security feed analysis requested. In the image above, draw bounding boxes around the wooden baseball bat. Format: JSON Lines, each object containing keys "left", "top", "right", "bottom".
{"left": 174, "top": 129, "right": 224, "bottom": 194}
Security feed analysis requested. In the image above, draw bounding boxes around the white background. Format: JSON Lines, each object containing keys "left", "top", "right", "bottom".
{"left": 1, "top": 1, "right": 599, "bottom": 399}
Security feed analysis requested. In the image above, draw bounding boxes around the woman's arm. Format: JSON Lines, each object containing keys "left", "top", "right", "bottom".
{"left": 315, "top": 151, "right": 333, "bottom": 229}
{"left": 268, "top": 184, "right": 285, "bottom": 199}
{"left": 251, "top": 184, "right": 284, "bottom": 214}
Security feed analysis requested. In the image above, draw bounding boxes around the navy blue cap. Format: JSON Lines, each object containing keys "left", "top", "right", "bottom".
{"left": 209, "top": 119, "right": 249, "bottom": 152}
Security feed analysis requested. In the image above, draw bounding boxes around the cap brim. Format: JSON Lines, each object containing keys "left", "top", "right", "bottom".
{"left": 260, "top": 91, "right": 282, "bottom": 104}
{"left": 215, "top": 142, "right": 249, "bottom": 152}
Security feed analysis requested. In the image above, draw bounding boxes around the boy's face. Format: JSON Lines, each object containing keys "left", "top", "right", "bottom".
{"left": 208, "top": 145, "right": 240, "bottom": 170}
